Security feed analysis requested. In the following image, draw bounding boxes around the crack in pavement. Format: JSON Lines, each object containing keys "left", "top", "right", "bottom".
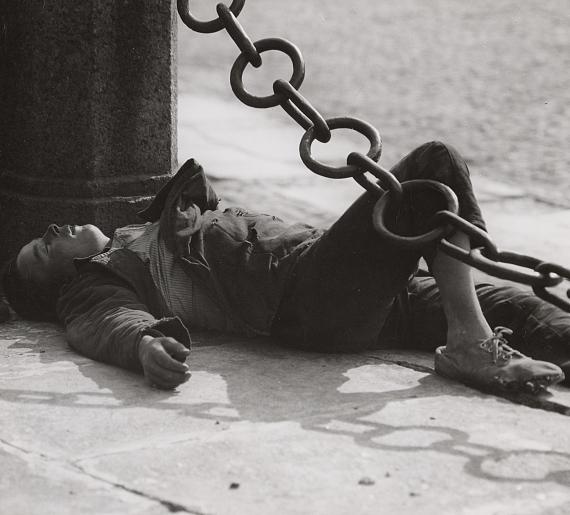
{"left": 366, "top": 355, "right": 434, "bottom": 375}
{"left": 1, "top": 437, "right": 54, "bottom": 458}
{"left": 0, "top": 438, "right": 207, "bottom": 515}
{"left": 70, "top": 462, "right": 208, "bottom": 515}
{"left": 367, "top": 354, "right": 570, "bottom": 417}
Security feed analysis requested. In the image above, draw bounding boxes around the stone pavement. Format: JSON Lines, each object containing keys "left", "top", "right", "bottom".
{"left": 1, "top": 93, "right": 570, "bottom": 514}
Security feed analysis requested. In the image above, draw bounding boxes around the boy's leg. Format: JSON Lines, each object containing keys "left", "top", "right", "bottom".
{"left": 273, "top": 141, "right": 487, "bottom": 351}
{"left": 430, "top": 231, "right": 492, "bottom": 347}
{"left": 428, "top": 236, "right": 563, "bottom": 390}
{"left": 398, "top": 274, "right": 570, "bottom": 384}
{"left": 274, "top": 140, "right": 564, "bottom": 391}
{"left": 272, "top": 182, "right": 424, "bottom": 352}
{"left": 376, "top": 142, "right": 563, "bottom": 391}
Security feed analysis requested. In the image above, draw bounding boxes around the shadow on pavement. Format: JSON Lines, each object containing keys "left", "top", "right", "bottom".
{"left": 2, "top": 329, "right": 570, "bottom": 487}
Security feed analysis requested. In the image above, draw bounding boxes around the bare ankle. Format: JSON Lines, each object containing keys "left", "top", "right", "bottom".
{"left": 446, "top": 326, "right": 493, "bottom": 352}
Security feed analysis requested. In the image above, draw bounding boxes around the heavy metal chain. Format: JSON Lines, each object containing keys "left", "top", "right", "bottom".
{"left": 177, "top": 0, "right": 570, "bottom": 312}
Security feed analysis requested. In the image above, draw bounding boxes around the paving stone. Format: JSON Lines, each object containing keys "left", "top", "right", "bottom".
{"left": 3, "top": 328, "right": 570, "bottom": 514}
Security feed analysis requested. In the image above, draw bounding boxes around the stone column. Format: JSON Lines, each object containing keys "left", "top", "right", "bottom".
{"left": 0, "top": 0, "right": 177, "bottom": 266}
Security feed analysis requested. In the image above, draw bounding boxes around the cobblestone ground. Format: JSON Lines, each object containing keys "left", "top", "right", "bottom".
{"left": 178, "top": 0, "right": 569, "bottom": 207}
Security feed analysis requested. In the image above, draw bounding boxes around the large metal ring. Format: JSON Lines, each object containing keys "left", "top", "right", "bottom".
{"left": 230, "top": 38, "right": 305, "bottom": 108}
{"left": 299, "top": 117, "right": 382, "bottom": 178}
{"left": 177, "top": 0, "right": 245, "bottom": 34}
{"left": 372, "top": 180, "right": 459, "bottom": 249}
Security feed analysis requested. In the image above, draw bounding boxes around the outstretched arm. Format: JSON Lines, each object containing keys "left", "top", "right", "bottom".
{"left": 57, "top": 272, "right": 191, "bottom": 389}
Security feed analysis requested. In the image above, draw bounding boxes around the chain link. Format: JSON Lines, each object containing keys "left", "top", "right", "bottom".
{"left": 533, "top": 263, "right": 570, "bottom": 311}
{"left": 177, "top": 1, "right": 570, "bottom": 313}
{"left": 438, "top": 243, "right": 563, "bottom": 289}
{"left": 430, "top": 210, "right": 499, "bottom": 257}
{"left": 431, "top": 211, "right": 566, "bottom": 294}
{"left": 347, "top": 152, "right": 403, "bottom": 200}
{"left": 299, "top": 117, "right": 381, "bottom": 178}
{"left": 217, "top": 3, "right": 261, "bottom": 67}
{"left": 273, "top": 80, "right": 331, "bottom": 143}
{"left": 230, "top": 37, "right": 305, "bottom": 108}
{"left": 177, "top": 0, "right": 245, "bottom": 33}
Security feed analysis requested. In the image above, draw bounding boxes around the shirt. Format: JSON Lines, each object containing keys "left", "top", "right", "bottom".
{"left": 111, "top": 222, "right": 234, "bottom": 332}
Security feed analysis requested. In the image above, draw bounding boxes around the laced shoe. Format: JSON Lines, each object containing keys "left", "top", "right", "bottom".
{"left": 434, "top": 327, "right": 565, "bottom": 394}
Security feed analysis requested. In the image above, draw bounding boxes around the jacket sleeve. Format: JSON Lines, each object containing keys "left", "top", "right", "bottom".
{"left": 56, "top": 272, "right": 191, "bottom": 372}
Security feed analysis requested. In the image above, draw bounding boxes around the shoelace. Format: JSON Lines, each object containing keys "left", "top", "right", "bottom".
{"left": 478, "top": 326, "right": 525, "bottom": 364}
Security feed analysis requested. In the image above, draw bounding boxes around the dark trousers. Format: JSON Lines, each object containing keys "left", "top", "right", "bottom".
{"left": 272, "top": 142, "right": 570, "bottom": 379}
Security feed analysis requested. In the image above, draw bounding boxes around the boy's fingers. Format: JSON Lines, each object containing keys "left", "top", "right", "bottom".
{"left": 148, "top": 355, "right": 190, "bottom": 381}
{"left": 141, "top": 338, "right": 191, "bottom": 388}
{"left": 172, "top": 349, "right": 190, "bottom": 363}
{"left": 152, "top": 345, "right": 189, "bottom": 372}
{"left": 147, "top": 368, "right": 191, "bottom": 389}
{"left": 160, "top": 338, "right": 190, "bottom": 360}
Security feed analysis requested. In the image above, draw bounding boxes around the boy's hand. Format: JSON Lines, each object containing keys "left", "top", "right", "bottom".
{"left": 138, "top": 335, "right": 191, "bottom": 389}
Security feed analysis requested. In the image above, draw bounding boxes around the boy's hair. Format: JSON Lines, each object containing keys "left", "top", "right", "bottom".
{"left": 1, "top": 256, "right": 59, "bottom": 321}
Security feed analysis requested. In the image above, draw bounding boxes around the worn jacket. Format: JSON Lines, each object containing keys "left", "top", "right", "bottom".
{"left": 57, "top": 159, "right": 322, "bottom": 372}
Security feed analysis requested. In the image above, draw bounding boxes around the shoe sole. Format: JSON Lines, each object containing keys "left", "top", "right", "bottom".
{"left": 434, "top": 346, "right": 565, "bottom": 395}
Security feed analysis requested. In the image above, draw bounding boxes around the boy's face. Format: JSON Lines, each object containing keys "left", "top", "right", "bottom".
{"left": 17, "top": 224, "right": 110, "bottom": 284}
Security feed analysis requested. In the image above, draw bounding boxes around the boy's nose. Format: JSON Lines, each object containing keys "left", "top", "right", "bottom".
{"left": 43, "top": 224, "right": 60, "bottom": 243}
